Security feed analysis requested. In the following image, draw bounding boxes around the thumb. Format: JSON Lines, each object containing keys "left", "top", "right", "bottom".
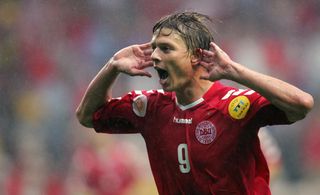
{"left": 133, "top": 70, "right": 152, "bottom": 77}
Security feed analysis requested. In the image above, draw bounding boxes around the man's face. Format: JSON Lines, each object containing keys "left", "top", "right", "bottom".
{"left": 151, "top": 28, "right": 194, "bottom": 92}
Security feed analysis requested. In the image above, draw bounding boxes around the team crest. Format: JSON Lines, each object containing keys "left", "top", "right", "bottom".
{"left": 132, "top": 94, "right": 147, "bottom": 117}
{"left": 228, "top": 96, "right": 250, "bottom": 120}
{"left": 195, "top": 121, "right": 216, "bottom": 144}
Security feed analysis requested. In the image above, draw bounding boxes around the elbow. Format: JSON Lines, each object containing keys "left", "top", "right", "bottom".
{"left": 76, "top": 107, "right": 94, "bottom": 128}
{"left": 300, "top": 93, "right": 314, "bottom": 116}
{"left": 288, "top": 93, "right": 314, "bottom": 122}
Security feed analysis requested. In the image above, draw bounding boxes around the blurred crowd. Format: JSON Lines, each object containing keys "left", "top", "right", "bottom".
{"left": 0, "top": 0, "right": 319, "bottom": 194}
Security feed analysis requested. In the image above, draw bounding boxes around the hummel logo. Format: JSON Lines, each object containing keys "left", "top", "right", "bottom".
{"left": 173, "top": 116, "right": 192, "bottom": 124}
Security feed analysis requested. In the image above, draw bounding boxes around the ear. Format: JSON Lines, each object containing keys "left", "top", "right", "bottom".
{"left": 191, "top": 48, "right": 202, "bottom": 66}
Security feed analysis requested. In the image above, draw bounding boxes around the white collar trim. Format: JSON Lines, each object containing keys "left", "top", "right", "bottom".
{"left": 176, "top": 98, "right": 204, "bottom": 111}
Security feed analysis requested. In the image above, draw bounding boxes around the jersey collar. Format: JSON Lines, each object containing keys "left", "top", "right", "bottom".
{"left": 175, "top": 98, "right": 204, "bottom": 111}
{"left": 175, "top": 82, "right": 223, "bottom": 111}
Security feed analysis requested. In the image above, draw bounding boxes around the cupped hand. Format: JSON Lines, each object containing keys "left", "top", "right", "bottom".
{"left": 199, "top": 42, "right": 234, "bottom": 81}
{"left": 111, "top": 42, "right": 154, "bottom": 77}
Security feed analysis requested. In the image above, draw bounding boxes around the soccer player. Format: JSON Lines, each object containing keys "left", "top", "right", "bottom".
{"left": 76, "top": 11, "right": 313, "bottom": 195}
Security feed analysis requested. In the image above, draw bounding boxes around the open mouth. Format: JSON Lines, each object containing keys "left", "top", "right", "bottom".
{"left": 155, "top": 67, "right": 169, "bottom": 80}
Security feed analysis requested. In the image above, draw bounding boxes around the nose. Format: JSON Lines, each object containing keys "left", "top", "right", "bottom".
{"left": 151, "top": 48, "right": 160, "bottom": 65}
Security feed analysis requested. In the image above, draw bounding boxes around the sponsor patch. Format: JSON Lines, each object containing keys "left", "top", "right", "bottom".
{"left": 132, "top": 94, "right": 147, "bottom": 117}
{"left": 228, "top": 95, "right": 250, "bottom": 120}
{"left": 195, "top": 121, "right": 216, "bottom": 144}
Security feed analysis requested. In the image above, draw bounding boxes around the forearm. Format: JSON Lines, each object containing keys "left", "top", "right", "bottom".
{"left": 76, "top": 59, "right": 119, "bottom": 127}
{"left": 229, "top": 62, "right": 314, "bottom": 122}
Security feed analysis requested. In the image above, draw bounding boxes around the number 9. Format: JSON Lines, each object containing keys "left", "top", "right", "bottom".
{"left": 177, "top": 143, "right": 191, "bottom": 173}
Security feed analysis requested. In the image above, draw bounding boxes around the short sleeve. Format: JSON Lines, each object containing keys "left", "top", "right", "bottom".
{"left": 242, "top": 91, "right": 291, "bottom": 127}
{"left": 219, "top": 88, "right": 290, "bottom": 127}
{"left": 92, "top": 90, "right": 149, "bottom": 134}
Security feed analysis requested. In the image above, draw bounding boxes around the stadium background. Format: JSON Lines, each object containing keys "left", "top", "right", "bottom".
{"left": 0, "top": 0, "right": 319, "bottom": 194}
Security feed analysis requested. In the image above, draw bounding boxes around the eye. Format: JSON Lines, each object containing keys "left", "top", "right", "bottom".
{"left": 160, "top": 45, "right": 171, "bottom": 53}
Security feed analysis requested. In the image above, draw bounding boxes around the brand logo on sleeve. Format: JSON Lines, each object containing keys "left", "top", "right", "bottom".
{"left": 228, "top": 96, "right": 250, "bottom": 120}
{"left": 195, "top": 121, "right": 216, "bottom": 144}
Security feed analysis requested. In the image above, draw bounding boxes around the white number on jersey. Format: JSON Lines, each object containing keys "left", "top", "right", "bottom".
{"left": 177, "top": 143, "right": 191, "bottom": 173}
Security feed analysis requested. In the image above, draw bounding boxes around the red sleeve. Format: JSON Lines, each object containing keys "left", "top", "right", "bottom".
{"left": 250, "top": 104, "right": 292, "bottom": 128}
{"left": 219, "top": 88, "right": 290, "bottom": 127}
{"left": 243, "top": 91, "right": 291, "bottom": 127}
{"left": 92, "top": 90, "right": 148, "bottom": 134}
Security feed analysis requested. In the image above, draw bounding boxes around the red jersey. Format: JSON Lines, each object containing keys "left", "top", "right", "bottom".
{"left": 93, "top": 82, "right": 290, "bottom": 195}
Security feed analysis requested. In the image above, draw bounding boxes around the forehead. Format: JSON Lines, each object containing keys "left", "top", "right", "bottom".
{"left": 151, "top": 28, "right": 185, "bottom": 45}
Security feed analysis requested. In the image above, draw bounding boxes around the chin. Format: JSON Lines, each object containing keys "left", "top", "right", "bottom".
{"left": 162, "top": 87, "right": 171, "bottom": 92}
{"left": 161, "top": 85, "right": 174, "bottom": 92}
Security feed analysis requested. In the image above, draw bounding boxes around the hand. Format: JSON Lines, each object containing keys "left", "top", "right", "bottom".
{"left": 111, "top": 42, "right": 154, "bottom": 77}
{"left": 199, "top": 42, "right": 235, "bottom": 81}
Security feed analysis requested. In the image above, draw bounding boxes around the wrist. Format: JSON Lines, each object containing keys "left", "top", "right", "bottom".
{"left": 222, "top": 61, "right": 243, "bottom": 82}
{"left": 105, "top": 57, "right": 120, "bottom": 74}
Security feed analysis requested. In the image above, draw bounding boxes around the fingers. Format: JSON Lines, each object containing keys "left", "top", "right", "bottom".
{"left": 139, "top": 42, "right": 153, "bottom": 58}
{"left": 200, "top": 42, "right": 226, "bottom": 66}
{"left": 199, "top": 61, "right": 211, "bottom": 71}
{"left": 209, "top": 42, "right": 221, "bottom": 52}
{"left": 139, "top": 60, "right": 154, "bottom": 69}
{"left": 201, "top": 42, "right": 221, "bottom": 57}
{"left": 201, "top": 50, "right": 214, "bottom": 60}
{"left": 209, "top": 42, "right": 216, "bottom": 50}
{"left": 139, "top": 42, "right": 152, "bottom": 50}
{"left": 143, "top": 48, "right": 153, "bottom": 56}
{"left": 131, "top": 69, "right": 152, "bottom": 78}
{"left": 202, "top": 42, "right": 220, "bottom": 56}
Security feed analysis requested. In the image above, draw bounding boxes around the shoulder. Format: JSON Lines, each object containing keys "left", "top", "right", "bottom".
{"left": 129, "top": 89, "right": 174, "bottom": 104}
{"left": 129, "top": 89, "right": 171, "bottom": 97}
{"left": 206, "top": 82, "right": 264, "bottom": 106}
{"left": 128, "top": 89, "right": 174, "bottom": 117}
{"left": 206, "top": 83, "right": 269, "bottom": 121}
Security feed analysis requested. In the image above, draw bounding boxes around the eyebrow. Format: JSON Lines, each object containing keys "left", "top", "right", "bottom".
{"left": 150, "top": 31, "right": 182, "bottom": 49}
{"left": 151, "top": 41, "right": 173, "bottom": 50}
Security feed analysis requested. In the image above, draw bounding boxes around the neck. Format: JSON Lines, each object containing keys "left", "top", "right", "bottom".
{"left": 175, "top": 79, "right": 213, "bottom": 106}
